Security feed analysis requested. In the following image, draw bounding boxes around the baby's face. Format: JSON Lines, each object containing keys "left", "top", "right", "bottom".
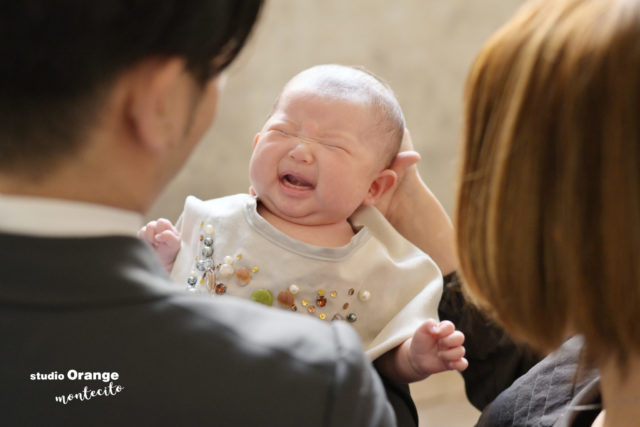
{"left": 249, "top": 86, "right": 385, "bottom": 227}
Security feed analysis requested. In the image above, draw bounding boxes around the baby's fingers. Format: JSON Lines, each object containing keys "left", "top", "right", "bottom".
{"left": 434, "top": 320, "right": 456, "bottom": 337}
{"left": 138, "top": 221, "right": 158, "bottom": 243}
{"left": 155, "top": 218, "right": 178, "bottom": 234}
{"left": 447, "top": 357, "right": 469, "bottom": 372}
{"left": 155, "top": 229, "right": 180, "bottom": 246}
{"left": 438, "top": 345, "right": 466, "bottom": 363}
{"left": 438, "top": 330, "right": 465, "bottom": 349}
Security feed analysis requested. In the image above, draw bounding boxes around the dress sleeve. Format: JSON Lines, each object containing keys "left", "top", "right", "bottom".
{"left": 437, "top": 272, "right": 542, "bottom": 410}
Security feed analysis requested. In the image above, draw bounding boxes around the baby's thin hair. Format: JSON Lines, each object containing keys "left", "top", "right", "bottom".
{"left": 271, "top": 64, "right": 405, "bottom": 167}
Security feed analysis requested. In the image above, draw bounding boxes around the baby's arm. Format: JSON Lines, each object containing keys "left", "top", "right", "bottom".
{"left": 138, "top": 218, "right": 181, "bottom": 273}
{"left": 374, "top": 319, "right": 468, "bottom": 384}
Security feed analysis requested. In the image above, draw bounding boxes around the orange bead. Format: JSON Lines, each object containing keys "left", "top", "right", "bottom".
{"left": 235, "top": 267, "right": 251, "bottom": 284}
{"left": 277, "top": 290, "right": 295, "bottom": 306}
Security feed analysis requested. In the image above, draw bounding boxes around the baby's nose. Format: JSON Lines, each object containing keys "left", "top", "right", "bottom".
{"left": 288, "top": 141, "right": 314, "bottom": 164}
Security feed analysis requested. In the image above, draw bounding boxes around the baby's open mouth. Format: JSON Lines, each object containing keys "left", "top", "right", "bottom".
{"left": 280, "top": 173, "right": 314, "bottom": 189}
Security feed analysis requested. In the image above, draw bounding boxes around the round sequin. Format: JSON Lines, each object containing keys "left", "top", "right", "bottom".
{"left": 250, "top": 289, "right": 273, "bottom": 306}
{"left": 252, "top": 266, "right": 259, "bottom": 273}
{"left": 319, "top": 313, "right": 326, "bottom": 320}
{"left": 201, "top": 246, "right": 214, "bottom": 258}
{"left": 348, "top": 288, "right": 355, "bottom": 296}
{"left": 277, "top": 290, "right": 295, "bottom": 306}
{"left": 317, "top": 290, "right": 325, "bottom": 297}
{"left": 343, "top": 303, "right": 349, "bottom": 310}
{"left": 289, "top": 284, "right": 300, "bottom": 294}
{"left": 358, "top": 290, "right": 371, "bottom": 302}
{"left": 204, "top": 224, "right": 215, "bottom": 236}
{"left": 219, "top": 263, "right": 234, "bottom": 278}
{"left": 203, "top": 236, "right": 214, "bottom": 247}
{"left": 347, "top": 313, "right": 358, "bottom": 323}
{"left": 223, "top": 255, "right": 234, "bottom": 265}
{"left": 235, "top": 267, "right": 251, "bottom": 285}
{"left": 316, "top": 296, "right": 327, "bottom": 307}
{"left": 301, "top": 299, "right": 309, "bottom": 307}
{"left": 215, "top": 283, "right": 227, "bottom": 295}
{"left": 307, "top": 305, "right": 316, "bottom": 313}
{"left": 330, "top": 290, "right": 338, "bottom": 298}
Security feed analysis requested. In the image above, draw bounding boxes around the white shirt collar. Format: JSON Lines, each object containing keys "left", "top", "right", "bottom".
{"left": 0, "top": 194, "right": 144, "bottom": 237}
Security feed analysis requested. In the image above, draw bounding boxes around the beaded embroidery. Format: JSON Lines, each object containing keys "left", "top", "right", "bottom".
{"left": 186, "top": 222, "right": 369, "bottom": 323}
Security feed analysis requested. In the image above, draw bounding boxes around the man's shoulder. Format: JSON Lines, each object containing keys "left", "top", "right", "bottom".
{"left": 0, "top": 234, "right": 394, "bottom": 426}
{"left": 157, "top": 291, "right": 366, "bottom": 366}
{"left": 124, "top": 292, "right": 392, "bottom": 425}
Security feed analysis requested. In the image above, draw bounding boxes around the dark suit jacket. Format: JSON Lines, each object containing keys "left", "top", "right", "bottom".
{"left": 0, "top": 233, "right": 397, "bottom": 426}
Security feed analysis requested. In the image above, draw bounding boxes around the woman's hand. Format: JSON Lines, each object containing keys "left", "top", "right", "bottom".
{"left": 376, "top": 129, "right": 458, "bottom": 275}
{"left": 375, "top": 129, "right": 421, "bottom": 220}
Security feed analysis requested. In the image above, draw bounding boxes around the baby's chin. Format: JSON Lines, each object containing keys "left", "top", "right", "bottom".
{"left": 257, "top": 198, "right": 334, "bottom": 226}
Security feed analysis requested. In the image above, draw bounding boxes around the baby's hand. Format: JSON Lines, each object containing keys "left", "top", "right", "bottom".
{"left": 138, "top": 218, "right": 181, "bottom": 272}
{"left": 409, "top": 319, "right": 468, "bottom": 376}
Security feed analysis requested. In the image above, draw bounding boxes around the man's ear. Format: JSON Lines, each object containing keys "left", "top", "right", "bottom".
{"left": 124, "top": 58, "right": 189, "bottom": 152}
{"left": 362, "top": 169, "right": 397, "bottom": 206}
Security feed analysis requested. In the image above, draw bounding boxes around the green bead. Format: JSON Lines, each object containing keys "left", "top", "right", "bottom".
{"left": 250, "top": 289, "right": 273, "bottom": 306}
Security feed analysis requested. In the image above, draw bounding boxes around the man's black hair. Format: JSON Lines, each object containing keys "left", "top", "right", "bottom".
{"left": 0, "top": 0, "right": 263, "bottom": 175}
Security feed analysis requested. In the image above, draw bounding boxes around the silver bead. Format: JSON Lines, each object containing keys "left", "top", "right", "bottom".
{"left": 201, "top": 246, "right": 214, "bottom": 258}
{"left": 196, "top": 259, "right": 212, "bottom": 271}
{"left": 187, "top": 275, "right": 198, "bottom": 286}
{"left": 203, "top": 236, "right": 214, "bottom": 247}
{"left": 347, "top": 313, "right": 358, "bottom": 323}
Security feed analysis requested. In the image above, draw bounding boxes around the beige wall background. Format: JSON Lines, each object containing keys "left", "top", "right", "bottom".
{"left": 148, "top": 0, "right": 524, "bottom": 222}
{"left": 148, "top": 1, "right": 525, "bottom": 425}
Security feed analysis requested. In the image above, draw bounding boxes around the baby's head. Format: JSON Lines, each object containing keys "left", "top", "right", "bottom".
{"left": 249, "top": 64, "right": 405, "bottom": 227}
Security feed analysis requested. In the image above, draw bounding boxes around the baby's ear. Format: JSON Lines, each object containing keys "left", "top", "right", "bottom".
{"left": 252, "top": 133, "right": 261, "bottom": 150}
{"left": 362, "top": 169, "right": 397, "bottom": 206}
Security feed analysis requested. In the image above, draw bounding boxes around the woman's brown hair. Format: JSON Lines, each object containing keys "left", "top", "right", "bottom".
{"left": 455, "top": 0, "right": 640, "bottom": 366}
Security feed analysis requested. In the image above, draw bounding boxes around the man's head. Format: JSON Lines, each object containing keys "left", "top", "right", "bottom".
{"left": 0, "top": 1, "right": 263, "bottom": 181}
{"left": 249, "top": 64, "right": 404, "bottom": 227}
